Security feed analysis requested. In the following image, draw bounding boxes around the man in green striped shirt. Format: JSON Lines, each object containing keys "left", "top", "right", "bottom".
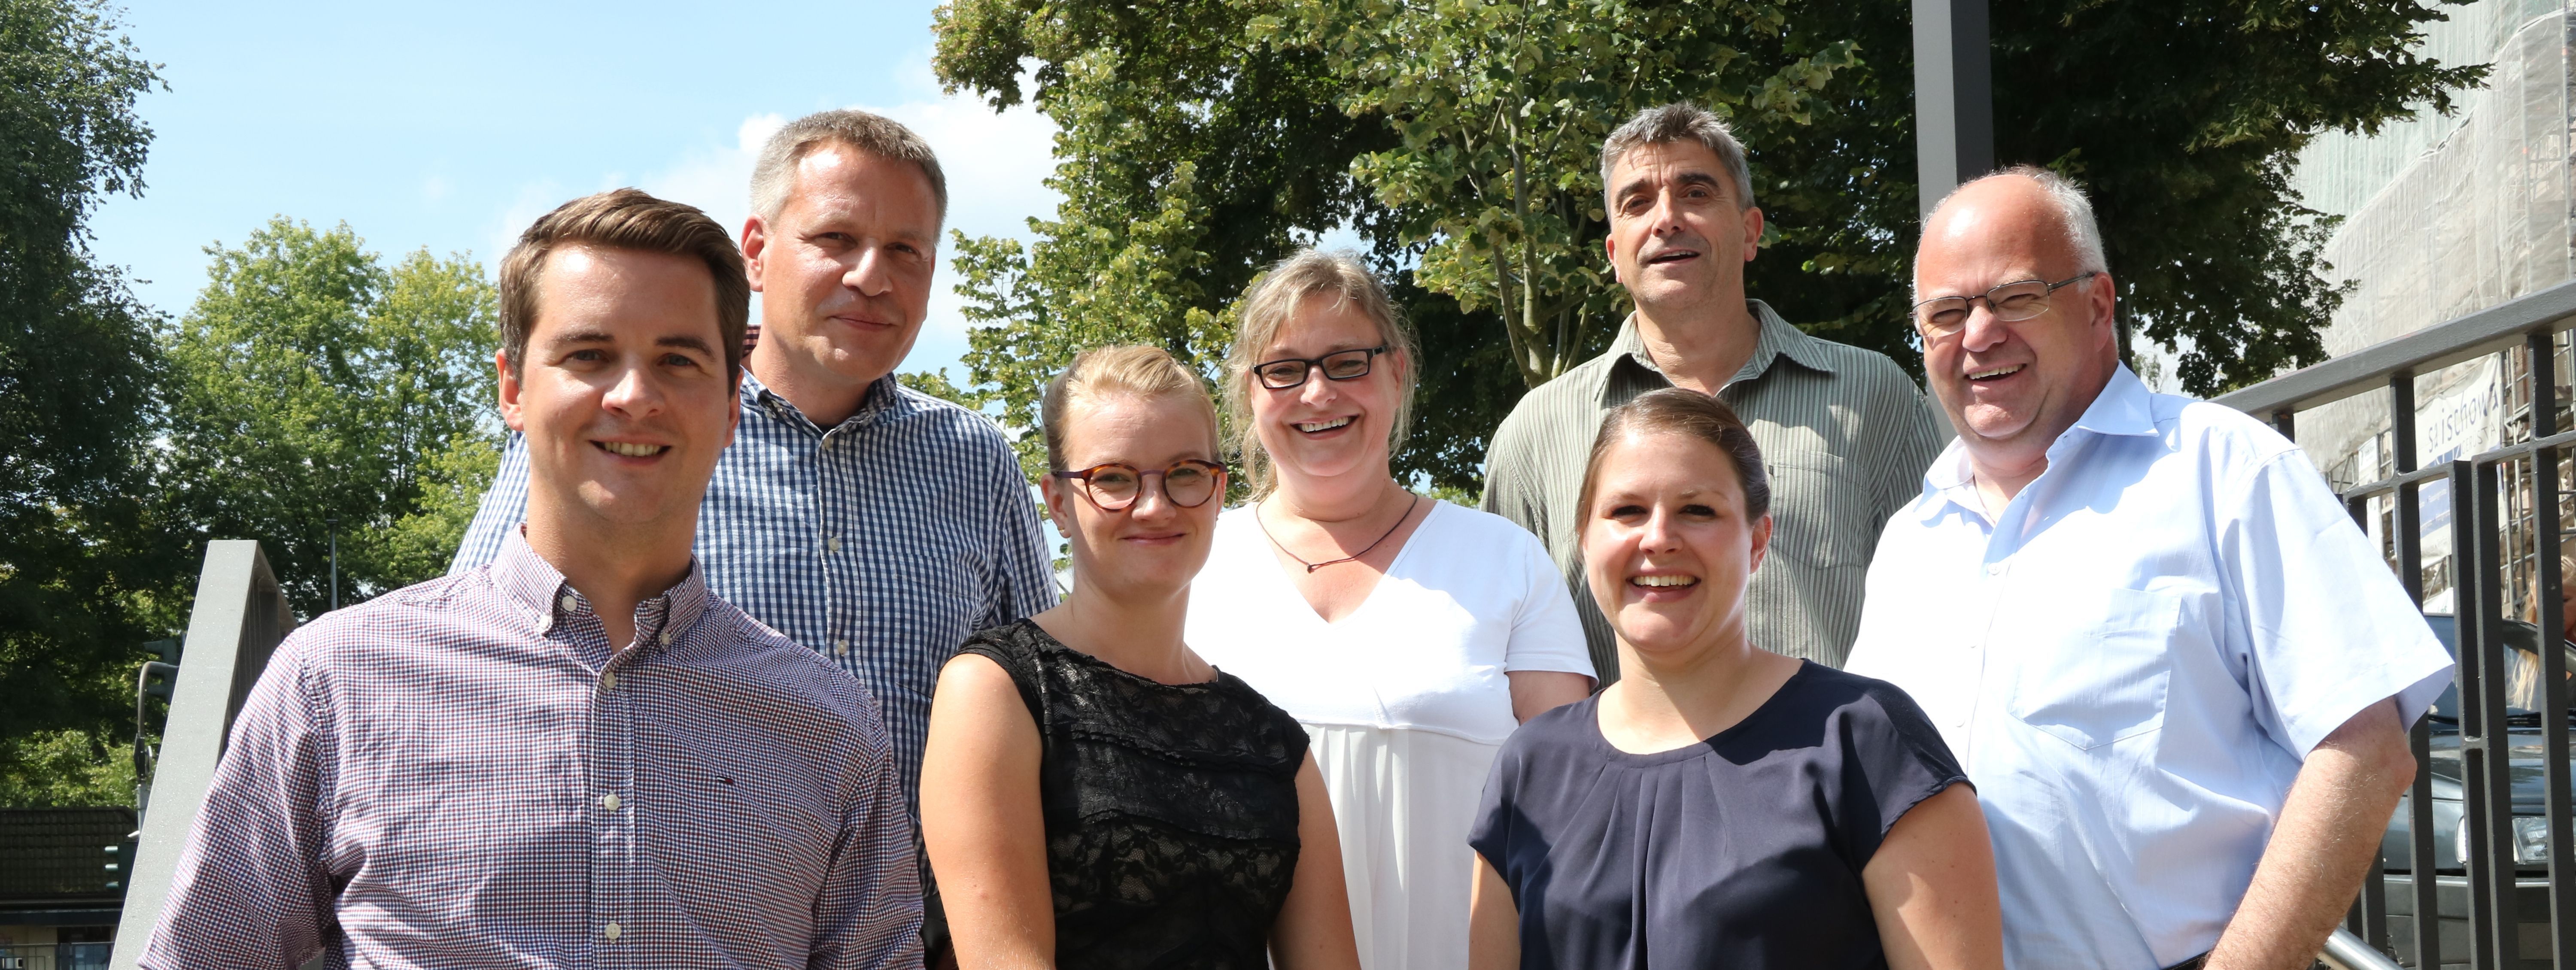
{"left": 1482, "top": 103, "right": 1944, "bottom": 681}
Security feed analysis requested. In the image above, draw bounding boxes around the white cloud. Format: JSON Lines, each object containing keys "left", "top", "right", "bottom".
{"left": 860, "top": 88, "right": 1060, "bottom": 343}
{"left": 641, "top": 113, "right": 787, "bottom": 239}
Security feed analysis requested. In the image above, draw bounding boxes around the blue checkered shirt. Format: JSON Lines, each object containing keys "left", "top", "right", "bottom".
{"left": 451, "top": 372, "right": 1058, "bottom": 798}
{"left": 143, "top": 530, "right": 923, "bottom": 970}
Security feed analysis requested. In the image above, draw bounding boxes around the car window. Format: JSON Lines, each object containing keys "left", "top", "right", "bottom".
{"left": 2424, "top": 614, "right": 2576, "bottom": 721}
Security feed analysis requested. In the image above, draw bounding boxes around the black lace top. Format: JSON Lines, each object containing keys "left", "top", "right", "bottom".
{"left": 955, "top": 618, "right": 1309, "bottom": 969}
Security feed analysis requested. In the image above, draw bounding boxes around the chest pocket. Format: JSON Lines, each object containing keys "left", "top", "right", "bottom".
{"left": 2005, "top": 586, "right": 2181, "bottom": 750}
{"left": 1764, "top": 453, "right": 1872, "bottom": 569}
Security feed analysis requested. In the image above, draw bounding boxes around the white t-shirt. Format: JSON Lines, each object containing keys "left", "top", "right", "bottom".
{"left": 1187, "top": 498, "right": 1595, "bottom": 970}
{"left": 1185, "top": 498, "right": 1595, "bottom": 745}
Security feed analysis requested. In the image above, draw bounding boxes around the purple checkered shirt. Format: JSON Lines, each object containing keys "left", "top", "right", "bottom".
{"left": 142, "top": 530, "right": 924, "bottom": 970}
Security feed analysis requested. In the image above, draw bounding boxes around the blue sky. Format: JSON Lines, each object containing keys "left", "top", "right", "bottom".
{"left": 87, "top": 0, "right": 1060, "bottom": 381}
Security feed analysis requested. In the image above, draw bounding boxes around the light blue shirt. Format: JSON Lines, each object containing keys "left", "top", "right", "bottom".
{"left": 1845, "top": 365, "right": 2452, "bottom": 970}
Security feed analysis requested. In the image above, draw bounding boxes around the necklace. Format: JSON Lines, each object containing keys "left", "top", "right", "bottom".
{"left": 1256, "top": 492, "right": 1422, "bottom": 573}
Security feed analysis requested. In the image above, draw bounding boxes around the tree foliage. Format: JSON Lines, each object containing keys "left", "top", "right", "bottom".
{"left": 932, "top": 0, "right": 2484, "bottom": 492}
{"left": 0, "top": 0, "right": 169, "bottom": 800}
{"left": 156, "top": 219, "right": 501, "bottom": 618}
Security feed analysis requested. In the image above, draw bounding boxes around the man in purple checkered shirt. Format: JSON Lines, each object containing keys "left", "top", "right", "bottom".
{"left": 142, "top": 189, "right": 924, "bottom": 970}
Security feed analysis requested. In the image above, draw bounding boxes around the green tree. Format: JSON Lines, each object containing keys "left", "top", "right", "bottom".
{"left": 0, "top": 0, "right": 171, "bottom": 804}
{"left": 932, "top": 0, "right": 2482, "bottom": 491}
{"left": 156, "top": 219, "right": 501, "bottom": 618}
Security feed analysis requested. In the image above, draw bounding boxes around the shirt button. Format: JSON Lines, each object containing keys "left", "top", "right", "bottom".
{"left": 820, "top": 436, "right": 834, "bottom": 451}
{"left": 833, "top": 638, "right": 850, "bottom": 651}
{"left": 657, "top": 630, "right": 671, "bottom": 646}
{"left": 1985, "top": 562, "right": 2005, "bottom": 576}
{"left": 601, "top": 670, "right": 618, "bottom": 691}
{"left": 601, "top": 792, "right": 621, "bottom": 812}
{"left": 602, "top": 922, "right": 621, "bottom": 943}
{"left": 826, "top": 536, "right": 841, "bottom": 554}
{"left": 560, "top": 595, "right": 578, "bottom": 612}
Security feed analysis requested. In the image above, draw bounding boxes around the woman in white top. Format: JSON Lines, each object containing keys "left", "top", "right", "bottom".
{"left": 1185, "top": 249, "right": 1597, "bottom": 970}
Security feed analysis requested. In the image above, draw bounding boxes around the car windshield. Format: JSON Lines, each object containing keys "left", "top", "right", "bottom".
{"left": 2424, "top": 614, "right": 2576, "bottom": 722}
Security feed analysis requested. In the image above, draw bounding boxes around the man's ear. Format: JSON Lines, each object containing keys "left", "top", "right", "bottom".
{"left": 1604, "top": 233, "right": 1625, "bottom": 285}
{"left": 497, "top": 347, "right": 526, "bottom": 433}
{"left": 740, "top": 215, "right": 770, "bottom": 294}
{"left": 1739, "top": 206, "right": 1765, "bottom": 261}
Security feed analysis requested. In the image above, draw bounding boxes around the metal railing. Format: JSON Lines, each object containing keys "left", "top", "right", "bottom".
{"left": 2218, "top": 278, "right": 2576, "bottom": 967}
{"left": 104, "top": 541, "right": 294, "bottom": 970}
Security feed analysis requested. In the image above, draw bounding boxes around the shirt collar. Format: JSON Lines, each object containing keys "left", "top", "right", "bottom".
{"left": 1605, "top": 299, "right": 1834, "bottom": 401}
{"left": 489, "top": 526, "right": 712, "bottom": 649}
{"left": 739, "top": 368, "right": 903, "bottom": 435}
{"left": 1912, "top": 364, "right": 2157, "bottom": 522}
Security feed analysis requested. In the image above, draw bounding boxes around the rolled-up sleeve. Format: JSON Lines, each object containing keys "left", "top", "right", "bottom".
{"left": 982, "top": 446, "right": 1059, "bottom": 629}
{"left": 142, "top": 641, "right": 337, "bottom": 970}
{"left": 447, "top": 431, "right": 530, "bottom": 576}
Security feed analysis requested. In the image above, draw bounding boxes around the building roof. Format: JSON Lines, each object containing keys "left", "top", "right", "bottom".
{"left": 0, "top": 807, "right": 136, "bottom": 907}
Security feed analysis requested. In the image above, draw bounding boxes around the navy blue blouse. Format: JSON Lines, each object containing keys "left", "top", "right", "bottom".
{"left": 1470, "top": 661, "right": 1966, "bottom": 970}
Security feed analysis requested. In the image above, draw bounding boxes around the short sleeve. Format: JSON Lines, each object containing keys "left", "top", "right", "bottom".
{"left": 142, "top": 640, "right": 338, "bottom": 970}
{"left": 1467, "top": 724, "right": 1528, "bottom": 875}
{"left": 953, "top": 624, "right": 1045, "bottom": 724}
{"left": 1837, "top": 678, "right": 1971, "bottom": 865}
{"left": 2221, "top": 451, "right": 2455, "bottom": 755}
{"left": 1502, "top": 523, "right": 1595, "bottom": 678}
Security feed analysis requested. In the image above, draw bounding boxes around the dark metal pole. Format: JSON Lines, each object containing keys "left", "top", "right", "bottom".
{"left": 1911, "top": 0, "right": 1994, "bottom": 219}
{"left": 2391, "top": 372, "right": 2439, "bottom": 970}
{"left": 2527, "top": 330, "right": 2576, "bottom": 967}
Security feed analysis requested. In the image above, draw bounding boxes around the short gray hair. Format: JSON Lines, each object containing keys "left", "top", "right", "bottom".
{"left": 748, "top": 109, "right": 947, "bottom": 226}
{"left": 1599, "top": 103, "right": 1756, "bottom": 210}
{"left": 1927, "top": 165, "right": 2109, "bottom": 281}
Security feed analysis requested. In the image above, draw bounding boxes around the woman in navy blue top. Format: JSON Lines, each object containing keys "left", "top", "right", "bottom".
{"left": 1467, "top": 389, "right": 2002, "bottom": 970}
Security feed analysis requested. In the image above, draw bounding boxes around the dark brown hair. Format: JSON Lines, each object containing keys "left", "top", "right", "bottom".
{"left": 498, "top": 188, "right": 750, "bottom": 379}
{"left": 1575, "top": 388, "right": 1771, "bottom": 524}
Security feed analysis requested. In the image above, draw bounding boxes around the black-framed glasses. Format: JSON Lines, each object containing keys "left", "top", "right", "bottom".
{"left": 1252, "top": 346, "right": 1390, "bottom": 390}
{"left": 1909, "top": 272, "right": 2099, "bottom": 338}
{"left": 1051, "top": 459, "right": 1227, "bottom": 511}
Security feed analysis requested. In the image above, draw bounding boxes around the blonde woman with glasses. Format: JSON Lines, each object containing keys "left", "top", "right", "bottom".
{"left": 920, "top": 346, "right": 1361, "bottom": 970}
{"left": 1185, "top": 250, "right": 1597, "bottom": 970}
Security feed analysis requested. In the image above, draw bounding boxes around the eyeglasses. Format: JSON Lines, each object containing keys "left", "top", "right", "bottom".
{"left": 1251, "top": 346, "right": 1390, "bottom": 390}
{"left": 1910, "top": 272, "right": 2099, "bottom": 338}
{"left": 1051, "top": 459, "right": 1227, "bottom": 511}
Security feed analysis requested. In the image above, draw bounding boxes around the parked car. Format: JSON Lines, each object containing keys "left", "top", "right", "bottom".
{"left": 2378, "top": 613, "right": 2576, "bottom": 967}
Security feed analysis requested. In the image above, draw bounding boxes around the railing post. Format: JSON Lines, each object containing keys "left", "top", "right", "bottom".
{"left": 108, "top": 540, "right": 295, "bottom": 970}
{"left": 2390, "top": 371, "right": 2442, "bottom": 970}
{"left": 2463, "top": 458, "right": 2519, "bottom": 965}
{"left": 2528, "top": 329, "right": 2576, "bottom": 970}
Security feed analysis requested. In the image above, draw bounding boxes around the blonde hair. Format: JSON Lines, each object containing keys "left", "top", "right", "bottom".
{"left": 1223, "top": 250, "right": 1419, "bottom": 495}
{"left": 1040, "top": 345, "right": 1223, "bottom": 472}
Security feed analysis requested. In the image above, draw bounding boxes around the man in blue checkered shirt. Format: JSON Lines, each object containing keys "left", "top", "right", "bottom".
{"left": 451, "top": 110, "right": 1058, "bottom": 801}
{"left": 147, "top": 188, "right": 924, "bottom": 969}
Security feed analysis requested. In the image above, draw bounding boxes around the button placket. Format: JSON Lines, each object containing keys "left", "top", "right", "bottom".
{"left": 590, "top": 653, "right": 638, "bottom": 965}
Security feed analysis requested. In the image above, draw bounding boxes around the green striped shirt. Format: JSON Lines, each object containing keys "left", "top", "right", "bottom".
{"left": 1481, "top": 301, "right": 1944, "bottom": 679}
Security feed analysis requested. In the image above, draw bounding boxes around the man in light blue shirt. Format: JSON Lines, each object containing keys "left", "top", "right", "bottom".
{"left": 1845, "top": 167, "right": 2453, "bottom": 970}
